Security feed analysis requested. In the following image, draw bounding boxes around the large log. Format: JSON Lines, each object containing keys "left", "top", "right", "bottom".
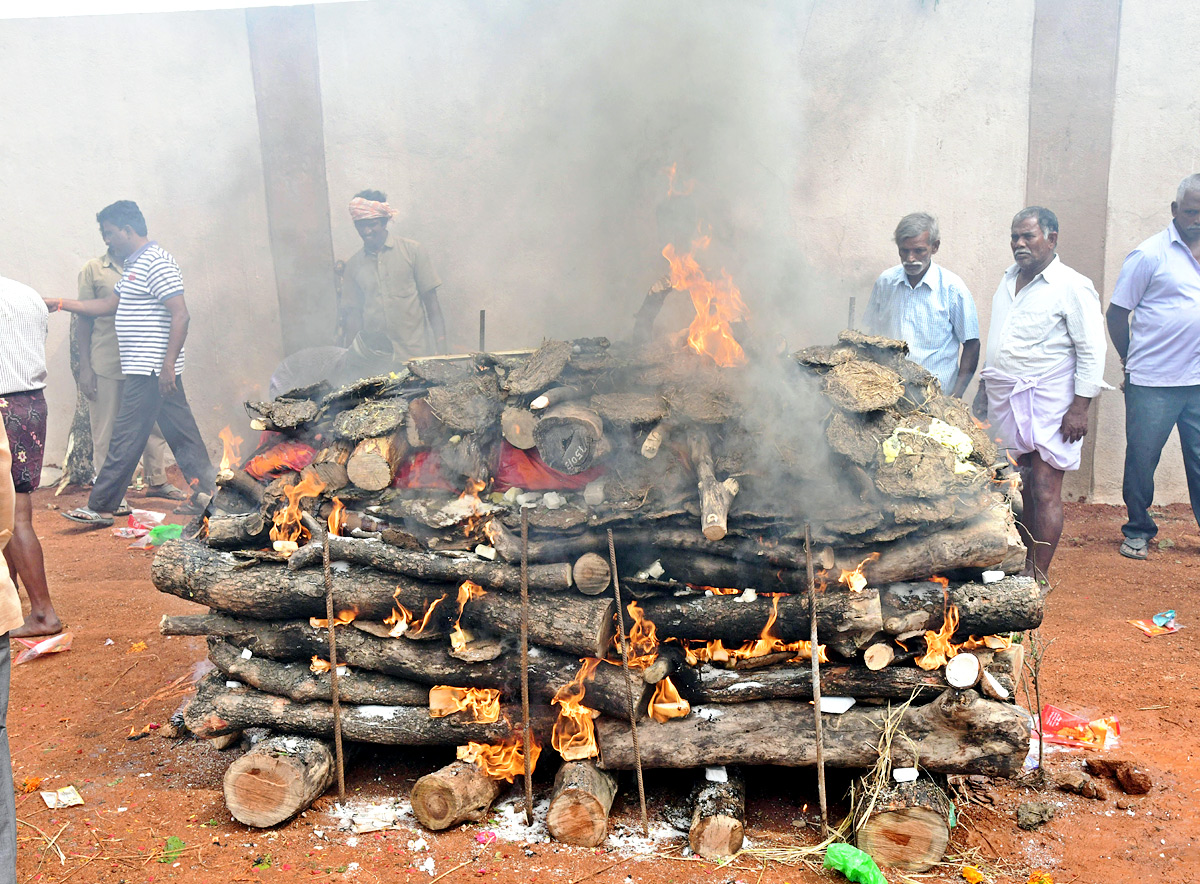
{"left": 533, "top": 402, "right": 605, "bottom": 475}
{"left": 411, "top": 761, "right": 502, "bottom": 832}
{"left": 500, "top": 407, "right": 538, "bottom": 450}
{"left": 206, "top": 512, "right": 269, "bottom": 549}
{"left": 596, "top": 689, "right": 1032, "bottom": 776}
{"left": 688, "top": 430, "right": 737, "bottom": 541}
{"left": 878, "top": 576, "right": 1043, "bottom": 639}
{"left": 224, "top": 735, "right": 334, "bottom": 828}
{"left": 547, "top": 761, "right": 618, "bottom": 847}
{"left": 853, "top": 776, "right": 953, "bottom": 872}
{"left": 286, "top": 535, "right": 574, "bottom": 593}
{"left": 206, "top": 638, "right": 429, "bottom": 706}
{"left": 347, "top": 431, "right": 408, "bottom": 491}
{"left": 638, "top": 589, "right": 883, "bottom": 659}
{"left": 689, "top": 770, "right": 745, "bottom": 859}
{"left": 309, "top": 440, "right": 353, "bottom": 492}
{"left": 186, "top": 671, "right": 550, "bottom": 743}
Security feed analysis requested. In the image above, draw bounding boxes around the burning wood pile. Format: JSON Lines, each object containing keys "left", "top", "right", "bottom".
{"left": 156, "top": 328, "right": 1038, "bottom": 865}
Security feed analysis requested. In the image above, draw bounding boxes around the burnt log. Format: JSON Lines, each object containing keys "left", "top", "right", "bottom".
{"left": 207, "top": 512, "right": 269, "bottom": 549}
{"left": 224, "top": 735, "right": 334, "bottom": 827}
{"left": 308, "top": 440, "right": 353, "bottom": 491}
{"left": 533, "top": 403, "right": 606, "bottom": 475}
{"left": 500, "top": 406, "right": 538, "bottom": 450}
{"left": 412, "top": 761, "right": 502, "bottom": 831}
{"left": 689, "top": 770, "right": 745, "bottom": 859}
{"left": 215, "top": 467, "right": 267, "bottom": 506}
{"left": 688, "top": 430, "right": 737, "bottom": 541}
{"left": 878, "top": 576, "right": 1043, "bottom": 639}
{"left": 596, "top": 689, "right": 1032, "bottom": 776}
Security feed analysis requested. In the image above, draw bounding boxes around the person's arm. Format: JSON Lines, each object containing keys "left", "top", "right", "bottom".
{"left": 420, "top": 287, "right": 448, "bottom": 354}
{"left": 1107, "top": 248, "right": 1152, "bottom": 369}
{"left": 159, "top": 295, "right": 190, "bottom": 394}
{"left": 1106, "top": 304, "right": 1132, "bottom": 367}
{"left": 1060, "top": 394, "right": 1094, "bottom": 443}
{"left": 950, "top": 339, "right": 980, "bottom": 398}
{"left": 861, "top": 277, "right": 887, "bottom": 335}
{"left": 48, "top": 294, "right": 118, "bottom": 317}
{"left": 1064, "top": 282, "right": 1109, "bottom": 402}
{"left": 971, "top": 377, "right": 988, "bottom": 421}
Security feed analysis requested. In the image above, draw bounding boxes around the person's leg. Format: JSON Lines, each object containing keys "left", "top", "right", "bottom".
{"left": 89, "top": 374, "right": 122, "bottom": 481}
{"left": 1121, "top": 382, "right": 1181, "bottom": 541}
{"left": 0, "top": 634, "right": 16, "bottom": 880}
{"left": 1024, "top": 452, "right": 1066, "bottom": 583}
{"left": 141, "top": 424, "right": 174, "bottom": 489}
{"left": 6, "top": 491, "right": 60, "bottom": 637}
{"left": 1175, "top": 385, "right": 1200, "bottom": 531}
{"left": 153, "top": 376, "right": 216, "bottom": 496}
{"left": 1016, "top": 453, "right": 1038, "bottom": 575}
{"left": 87, "top": 376, "right": 162, "bottom": 515}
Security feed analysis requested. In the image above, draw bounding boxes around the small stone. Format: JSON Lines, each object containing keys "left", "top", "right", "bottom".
{"left": 1116, "top": 765, "right": 1152, "bottom": 795}
{"left": 1017, "top": 801, "right": 1056, "bottom": 830}
{"left": 1116, "top": 797, "right": 1133, "bottom": 810}
{"left": 1055, "top": 769, "right": 1107, "bottom": 800}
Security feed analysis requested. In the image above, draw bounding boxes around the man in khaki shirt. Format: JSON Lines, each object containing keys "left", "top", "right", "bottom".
{"left": 77, "top": 251, "right": 180, "bottom": 505}
{"left": 0, "top": 422, "right": 26, "bottom": 877}
{"left": 339, "top": 190, "right": 447, "bottom": 373}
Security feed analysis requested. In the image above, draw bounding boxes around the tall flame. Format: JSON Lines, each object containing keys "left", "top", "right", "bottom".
{"left": 218, "top": 425, "right": 243, "bottom": 473}
{"left": 429, "top": 686, "right": 501, "bottom": 723}
{"left": 551, "top": 658, "right": 602, "bottom": 760}
{"left": 457, "top": 736, "right": 541, "bottom": 783}
{"left": 662, "top": 238, "right": 748, "bottom": 368}
{"left": 309, "top": 608, "right": 357, "bottom": 629}
{"left": 839, "top": 552, "right": 880, "bottom": 593}
{"left": 685, "top": 595, "right": 827, "bottom": 665}
{"left": 328, "top": 497, "right": 346, "bottom": 535}
{"left": 270, "top": 473, "right": 326, "bottom": 544}
{"left": 621, "top": 600, "right": 659, "bottom": 669}
{"left": 916, "top": 605, "right": 961, "bottom": 670}
{"left": 648, "top": 676, "right": 690, "bottom": 723}
{"left": 386, "top": 593, "right": 447, "bottom": 638}
{"left": 448, "top": 580, "right": 486, "bottom": 653}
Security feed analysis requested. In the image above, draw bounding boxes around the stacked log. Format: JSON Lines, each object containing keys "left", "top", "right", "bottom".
{"left": 159, "top": 332, "right": 1037, "bottom": 861}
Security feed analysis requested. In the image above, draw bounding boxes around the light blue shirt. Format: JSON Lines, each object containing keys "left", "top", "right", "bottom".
{"left": 1110, "top": 224, "right": 1200, "bottom": 387}
{"left": 863, "top": 263, "right": 979, "bottom": 390}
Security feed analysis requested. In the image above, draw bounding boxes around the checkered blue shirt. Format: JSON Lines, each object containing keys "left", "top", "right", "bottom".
{"left": 863, "top": 263, "right": 979, "bottom": 390}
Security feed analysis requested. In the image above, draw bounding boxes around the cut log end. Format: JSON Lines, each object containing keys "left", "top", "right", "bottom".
{"left": 411, "top": 761, "right": 502, "bottom": 831}
{"left": 547, "top": 761, "right": 618, "bottom": 847}
{"left": 945, "top": 652, "right": 981, "bottom": 688}
{"left": 223, "top": 736, "right": 334, "bottom": 828}
{"left": 572, "top": 552, "right": 611, "bottom": 595}
{"left": 854, "top": 776, "right": 952, "bottom": 872}
{"left": 863, "top": 643, "right": 895, "bottom": 671}
{"left": 689, "top": 772, "right": 745, "bottom": 859}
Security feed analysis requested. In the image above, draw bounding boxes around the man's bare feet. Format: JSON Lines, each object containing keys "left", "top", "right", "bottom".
{"left": 11, "top": 612, "right": 64, "bottom": 638}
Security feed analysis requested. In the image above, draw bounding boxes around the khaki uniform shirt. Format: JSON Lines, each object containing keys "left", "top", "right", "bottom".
{"left": 0, "top": 423, "right": 26, "bottom": 634}
{"left": 344, "top": 234, "right": 441, "bottom": 360}
{"left": 77, "top": 252, "right": 125, "bottom": 380}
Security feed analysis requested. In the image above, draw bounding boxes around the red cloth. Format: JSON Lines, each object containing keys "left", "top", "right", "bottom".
{"left": 393, "top": 450, "right": 457, "bottom": 492}
{"left": 493, "top": 442, "right": 605, "bottom": 492}
{"left": 243, "top": 440, "right": 317, "bottom": 480}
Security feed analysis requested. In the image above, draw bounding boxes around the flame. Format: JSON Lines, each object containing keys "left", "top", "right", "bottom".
{"left": 915, "top": 605, "right": 961, "bottom": 670}
{"left": 928, "top": 575, "right": 949, "bottom": 589}
{"left": 648, "top": 676, "right": 691, "bottom": 723}
{"left": 662, "top": 238, "right": 748, "bottom": 368}
{"left": 958, "top": 633, "right": 1013, "bottom": 652}
{"left": 685, "top": 595, "right": 828, "bottom": 665}
{"left": 457, "top": 735, "right": 541, "bottom": 783}
{"left": 269, "top": 473, "right": 327, "bottom": 544}
{"left": 839, "top": 552, "right": 880, "bottom": 593}
{"left": 621, "top": 600, "right": 659, "bottom": 668}
{"left": 691, "top": 585, "right": 741, "bottom": 595}
{"left": 458, "top": 478, "right": 488, "bottom": 536}
{"left": 449, "top": 580, "right": 486, "bottom": 653}
{"left": 665, "top": 162, "right": 695, "bottom": 197}
{"left": 328, "top": 498, "right": 345, "bottom": 535}
{"left": 386, "top": 593, "right": 447, "bottom": 638}
{"left": 551, "top": 658, "right": 602, "bottom": 760}
{"left": 218, "top": 425, "right": 243, "bottom": 473}
{"left": 429, "top": 686, "right": 501, "bottom": 723}
{"left": 309, "top": 608, "right": 357, "bottom": 629}
{"left": 309, "top": 656, "right": 348, "bottom": 674}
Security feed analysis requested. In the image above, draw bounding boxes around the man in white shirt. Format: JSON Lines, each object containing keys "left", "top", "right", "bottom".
{"left": 1107, "top": 174, "right": 1200, "bottom": 560}
{"left": 863, "top": 212, "right": 980, "bottom": 396}
{"left": 975, "top": 207, "right": 1108, "bottom": 585}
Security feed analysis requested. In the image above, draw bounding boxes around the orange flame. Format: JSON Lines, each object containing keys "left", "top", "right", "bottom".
{"left": 429, "top": 686, "right": 501, "bottom": 723}
{"left": 218, "top": 425, "right": 243, "bottom": 473}
{"left": 458, "top": 478, "right": 488, "bottom": 536}
{"left": 691, "top": 585, "right": 741, "bottom": 595}
{"left": 457, "top": 735, "right": 541, "bottom": 783}
{"left": 551, "top": 658, "right": 602, "bottom": 760}
{"left": 839, "top": 552, "right": 880, "bottom": 593}
{"left": 328, "top": 498, "right": 345, "bottom": 536}
{"left": 915, "top": 605, "right": 961, "bottom": 670}
{"left": 309, "top": 608, "right": 357, "bottom": 629}
{"left": 648, "top": 676, "right": 690, "bottom": 723}
{"left": 621, "top": 600, "right": 659, "bottom": 668}
{"left": 685, "top": 595, "right": 828, "bottom": 665}
{"left": 665, "top": 162, "right": 695, "bottom": 197}
{"left": 270, "top": 473, "right": 326, "bottom": 544}
{"left": 662, "top": 238, "right": 748, "bottom": 367}
{"left": 309, "top": 656, "right": 348, "bottom": 674}
{"left": 449, "top": 580, "right": 486, "bottom": 653}
{"left": 386, "top": 593, "right": 447, "bottom": 638}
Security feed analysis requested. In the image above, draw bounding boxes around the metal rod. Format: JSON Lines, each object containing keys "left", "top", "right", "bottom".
{"left": 804, "top": 522, "right": 828, "bottom": 834}
{"left": 608, "top": 529, "right": 649, "bottom": 836}
{"left": 323, "top": 531, "right": 346, "bottom": 801}
{"left": 847, "top": 296, "right": 857, "bottom": 331}
{"left": 520, "top": 507, "right": 534, "bottom": 825}
{"left": 479, "top": 309, "right": 486, "bottom": 352}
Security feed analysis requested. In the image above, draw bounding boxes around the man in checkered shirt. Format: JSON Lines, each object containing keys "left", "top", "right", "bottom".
{"left": 863, "top": 212, "right": 980, "bottom": 397}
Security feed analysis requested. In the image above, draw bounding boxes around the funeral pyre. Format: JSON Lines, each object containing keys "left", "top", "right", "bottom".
{"left": 157, "top": 328, "right": 1038, "bottom": 865}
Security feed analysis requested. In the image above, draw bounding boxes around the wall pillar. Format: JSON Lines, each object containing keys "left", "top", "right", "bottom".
{"left": 246, "top": 4, "right": 337, "bottom": 356}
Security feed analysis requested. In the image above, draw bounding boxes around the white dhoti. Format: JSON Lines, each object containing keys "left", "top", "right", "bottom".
{"left": 981, "top": 357, "right": 1081, "bottom": 471}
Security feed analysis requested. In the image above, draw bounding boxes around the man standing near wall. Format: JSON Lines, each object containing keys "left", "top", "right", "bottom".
{"left": 0, "top": 274, "right": 61, "bottom": 636}
{"left": 863, "top": 212, "right": 980, "bottom": 397}
{"left": 76, "top": 238, "right": 183, "bottom": 509}
{"left": 52, "top": 201, "right": 215, "bottom": 527}
{"left": 975, "top": 208, "right": 1107, "bottom": 584}
{"left": 339, "top": 190, "right": 447, "bottom": 373}
{"left": 1106, "top": 174, "right": 1200, "bottom": 560}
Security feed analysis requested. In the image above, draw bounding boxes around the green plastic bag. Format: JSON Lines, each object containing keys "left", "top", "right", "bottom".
{"left": 823, "top": 843, "right": 887, "bottom": 884}
{"left": 149, "top": 523, "right": 184, "bottom": 546}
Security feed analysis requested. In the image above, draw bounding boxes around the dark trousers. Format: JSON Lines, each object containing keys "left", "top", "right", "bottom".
{"left": 88, "top": 374, "right": 215, "bottom": 513}
{"left": 1121, "top": 381, "right": 1200, "bottom": 539}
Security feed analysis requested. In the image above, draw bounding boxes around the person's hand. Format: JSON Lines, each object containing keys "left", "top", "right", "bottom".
{"left": 971, "top": 383, "right": 988, "bottom": 421}
{"left": 44, "top": 298, "right": 62, "bottom": 313}
{"left": 78, "top": 364, "right": 97, "bottom": 401}
{"left": 1060, "top": 402, "right": 1089, "bottom": 443}
{"left": 158, "top": 370, "right": 177, "bottom": 396}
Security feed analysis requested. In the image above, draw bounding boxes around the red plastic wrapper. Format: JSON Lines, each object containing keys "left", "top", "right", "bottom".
{"left": 244, "top": 440, "right": 317, "bottom": 480}
{"left": 493, "top": 442, "right": 605, "bottom": 492}
{"left": 1035, "top": 703, "right": 1120, "bottom": 750}
{"left": 393, "top": 450, "right": 458, "bottom": 492}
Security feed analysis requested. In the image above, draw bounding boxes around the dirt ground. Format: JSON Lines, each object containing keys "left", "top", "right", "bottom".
{"left": 9, "top": 482, "right": 1200, "bottom": 884}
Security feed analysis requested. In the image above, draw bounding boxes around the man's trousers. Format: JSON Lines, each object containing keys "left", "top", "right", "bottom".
{"left": 1121, "top": 381, "right": 1200, "bottom": 540}
{"left": 90, "top": 374, "right": 170, "bottom": 486}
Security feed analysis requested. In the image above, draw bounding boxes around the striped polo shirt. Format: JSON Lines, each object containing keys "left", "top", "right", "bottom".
{"left": 114, "top": 242, "right": 186, "bottom": 376}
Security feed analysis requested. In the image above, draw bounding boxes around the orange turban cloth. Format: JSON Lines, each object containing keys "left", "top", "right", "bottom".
{"left": 349, "top": 197, "right": 397, "bottom": 221}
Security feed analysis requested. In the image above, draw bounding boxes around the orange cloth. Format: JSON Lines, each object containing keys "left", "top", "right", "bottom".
{"left": 348, "top": 197, "right": 397, "bottom": 221}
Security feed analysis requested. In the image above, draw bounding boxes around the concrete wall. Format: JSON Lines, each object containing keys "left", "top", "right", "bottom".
{"left": 0, "top": 11, "right": 283, "bottom": 469}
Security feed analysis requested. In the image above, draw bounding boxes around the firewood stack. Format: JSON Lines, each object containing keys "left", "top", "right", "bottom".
{"left": 157, "top": 331, "right": 1037, "bottom": 865}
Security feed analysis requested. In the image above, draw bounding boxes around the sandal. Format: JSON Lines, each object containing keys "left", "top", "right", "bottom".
{"left": 62, "top": 507, "right": 115, "bottom": 528}
{"left": 114, "top": 498, "right": 132, "bottom": 517}
{"left": 1119, "top": 537, "right": 1148, "bottom": 560}
{"left": 145, "top": 483, "right": 186, "bottom": 501}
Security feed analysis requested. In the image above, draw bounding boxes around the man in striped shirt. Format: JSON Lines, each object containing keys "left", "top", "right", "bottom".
{"left": 863, "top": 213, "right": 980, "bottom": 397}
{"left": 51, "top": 201, "right": 215, "bottom": 527}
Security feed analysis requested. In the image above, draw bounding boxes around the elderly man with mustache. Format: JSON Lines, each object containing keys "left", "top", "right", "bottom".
{"left": 1107, "top": 174, "right": 1200, "bottom": 561}
{"left": 974, "top": 207, "right": 1108, "bottom": 586}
